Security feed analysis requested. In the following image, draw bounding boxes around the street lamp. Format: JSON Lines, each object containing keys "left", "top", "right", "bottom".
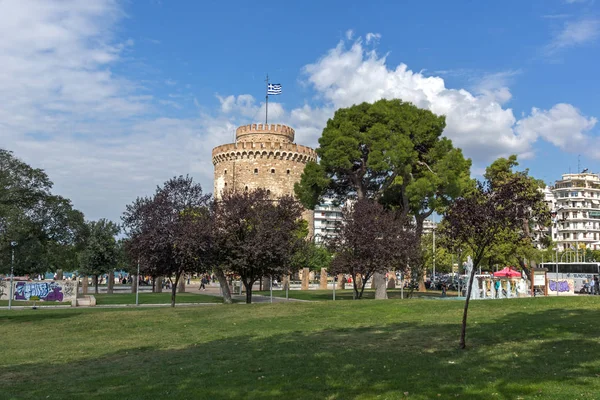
{"left": 8, "top": 241, "right": 17, "bottom": 310}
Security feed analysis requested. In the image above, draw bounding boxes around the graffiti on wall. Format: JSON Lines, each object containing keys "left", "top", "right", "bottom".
{"left": 14, "top": 281, "right": 66, "bottom": 301}
{"left": 548, "top": 279, "right": 574, "bottom": 295}
{"left": 0, "top": 280, "right": 78, "bottom": 302}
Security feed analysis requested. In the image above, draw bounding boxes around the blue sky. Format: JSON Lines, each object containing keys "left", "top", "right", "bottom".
{"left": 1, "top": 0, "right": 599, "bottom": 222}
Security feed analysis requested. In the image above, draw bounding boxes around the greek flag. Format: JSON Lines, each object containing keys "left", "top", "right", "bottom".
{"left": 267, "top": 83, "right": 282, "bottom": 95}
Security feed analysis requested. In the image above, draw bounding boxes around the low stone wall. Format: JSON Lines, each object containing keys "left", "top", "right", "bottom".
{"left": 0, "top": 280, "right": 78, "bottom": 303}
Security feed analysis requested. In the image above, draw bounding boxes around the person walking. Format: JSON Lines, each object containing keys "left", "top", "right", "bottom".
{"left": 200, "top": 276, "right": 207, "bottom": 291}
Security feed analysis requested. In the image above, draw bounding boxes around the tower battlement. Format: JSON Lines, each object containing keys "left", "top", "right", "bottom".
{"left": 236, "top": 123, "right": 295, "bottom": 143}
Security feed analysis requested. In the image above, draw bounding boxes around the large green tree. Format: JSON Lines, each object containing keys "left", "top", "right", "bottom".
{"left": 78, "top": 219, "right": 120, "bottom": 294}
{"left": 294, "top": 99, "right": 472, "bottom": 294}
{"left": 0, "top": 149, "right": 85, "bottom": 276}
{"left": 483, "top": 155, "right": 551, "bottom": 276}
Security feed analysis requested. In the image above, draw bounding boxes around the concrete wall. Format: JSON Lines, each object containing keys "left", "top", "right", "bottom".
{"left": 0, "top": 280, "right": 78, "bottom": 302}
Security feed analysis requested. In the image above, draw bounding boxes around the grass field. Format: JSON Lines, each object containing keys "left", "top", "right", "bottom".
{"left": 1, "top": 297, "right": 599, "bottom": 399}
{"left": 255, "top": 289, "right": 460, "bottom": 301}
{"left": 93, "top": 292, "right": 227, "bottom": 305}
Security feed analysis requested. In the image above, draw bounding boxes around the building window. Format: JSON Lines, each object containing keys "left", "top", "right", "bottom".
{"left": 287, "top": 169, "right": 290, "bottom": 175}
{"left": 271, "top": 169, "right": 275, "bottom": 174}
{"left": 254, "top": 168, "right": 258, "bottom": 174}
{"left": 224, "top": 183, "right": 227, "bottom": 188}
{"left": 224, "top": 169, "right": 227, "bottom": 175}
{"left": 267, "top": 189, "right": 271, "bottom": 196}
{"left": 245, "top": 186, "right": 248, "bottom": 191}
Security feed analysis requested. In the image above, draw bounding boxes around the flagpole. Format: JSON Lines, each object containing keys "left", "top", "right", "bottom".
{"left": 265, "top": 74, "right": 269, "bottom": 125}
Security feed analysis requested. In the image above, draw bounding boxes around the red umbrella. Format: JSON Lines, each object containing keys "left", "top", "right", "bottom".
{"left": 493, "top": 267, "right": 522, "bottom": 278}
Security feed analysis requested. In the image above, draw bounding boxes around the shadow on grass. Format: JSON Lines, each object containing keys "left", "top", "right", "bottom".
{"left": 1, "top": 306, "right": 599, "bottom": 399}
{"left": 0, "top": 310, "right": 84, "bottom": 324}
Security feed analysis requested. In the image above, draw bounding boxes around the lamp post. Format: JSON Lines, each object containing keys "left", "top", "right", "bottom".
{"left": 8, "top": 241, "right": 17, "bottom": 310}
{"left": 135, "top": 259, "right": 140, "bottom": 306}
{"left": 432, "top": 216, "right": 436, "bottom": 286}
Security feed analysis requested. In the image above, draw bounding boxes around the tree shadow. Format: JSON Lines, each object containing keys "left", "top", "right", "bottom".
{"left": 1, "top": 305, "right": 599, "bottom": 399}
{"left": 0, "top": 310, "right": 83, "bottom": 324}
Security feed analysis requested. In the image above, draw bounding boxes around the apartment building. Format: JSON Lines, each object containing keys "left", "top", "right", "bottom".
{"left": 551, "top": 172, "right": 600, "bottom": 252}
{"left": 313, "top": 198, "right": 344, "bottom": 244}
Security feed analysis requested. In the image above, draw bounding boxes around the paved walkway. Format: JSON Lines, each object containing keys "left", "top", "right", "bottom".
{"left": 199, "top": 285, "right": 310, "bottom": 303}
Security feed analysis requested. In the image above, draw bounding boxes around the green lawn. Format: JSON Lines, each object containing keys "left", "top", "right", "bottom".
{"left": 0, "top": 300, "right": 71, "bottom": 307}
{"left": 93, "top": 292, "right": 226, "bottom": 305}
{"left": 1, "top": 297, "right": 599, "bottom": 399}
{"left": 256, "top": 288, "right": 460, "bottom": 301}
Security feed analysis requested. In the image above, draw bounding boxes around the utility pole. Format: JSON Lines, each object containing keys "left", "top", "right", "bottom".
{"left": 8, "top": 241, "right": 17, "bottom": 310}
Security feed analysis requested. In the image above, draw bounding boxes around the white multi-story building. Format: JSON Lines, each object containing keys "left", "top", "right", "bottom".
{"left": 313, "top": 198, "right": 344, "bottom": 244}
{"left": 423, "top": 218, "right": 438, "bottom": 235}
{"left": 551, "top": 172, "right": 600, "bottom": 252}
{"left": 532, "top": 186, "right": 556, "bottom": 249}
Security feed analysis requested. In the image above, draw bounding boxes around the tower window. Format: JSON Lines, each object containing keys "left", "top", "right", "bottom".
{"left": 286, "top": 169, "right": 290, "bottom": 175}
{"left": 224, "top": 183, "right": 227, "bottom": 188}
{"left": 245, "top": 186, "right": 248, "bottom": 191}
{"left": 254, "top": 168, "right": 258, "bottom": 174}
{"left": 271, "top": 168, "right": 275, "bottom": 174}
{"left": 267, "top": 190, "right": 271, "bottom": 196}
{"left": 224, "top": 169, "right": 227, "bottom": 175}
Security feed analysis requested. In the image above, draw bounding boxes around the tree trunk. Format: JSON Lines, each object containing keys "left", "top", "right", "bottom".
{"left": 373, "top": 272, "right": 387, "bottom": 299}
{"left": 177, "top": 276, "right": 186, "bottom": 293}
{"left": 337, "top": 274, "right": 345, "bottom": 290}
{"left": 374, "top": 272, "right": 388, "bottom": 299}
{"left": 301, "top": 267, "right": 310, "bottom": 290}
{"left": 352, "top": 273, "right": 359, "bottom": 300}
{"left": 244, "top": 280, "right": 253, "bottom": 304}
{"left": 171, "top": 273, "right": 182, "bottom": 308}
{"left": 459, "top": 263, "right": 478, "bottom": 349}
{"left": 107, "top": 270, "right": 114, "bottom": 294}
{"left": 56, "top": 269, "right": 63, "bottom": 280}
{"left": 82, "top": 275, "right": 89, "bottom": 294}
{"left": 154, "top": 276, "right": 163, "bottom": 293}
{"left": 215, "top": 268, "right": 233, "bottom": 304}
{"left": 93, "top": 275, "right": 99, "bottom": 294}
{"left": 282, "top": 275, "right": 290, "bottom": 291}
{"left": 320, "top": 268, "right": 328, "bottom": 289}
{"left": 131, "top": 275, "right": 138, "bottom": 294}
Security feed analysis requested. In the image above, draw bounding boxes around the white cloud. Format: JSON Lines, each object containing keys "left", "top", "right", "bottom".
{"left": 300, "top": 36, "right": 598, "bottom": 163}
{"left": 345, "top": 29, "right": 354, "bottom": 40}
{"left": 365, "top": 32, "right": 381, "bottom": 44}
{"left": 546, "top": 18, "right": 600, "bottom": 53}
{"left": 515, "top": 104, "right": 597, "bottom": 149}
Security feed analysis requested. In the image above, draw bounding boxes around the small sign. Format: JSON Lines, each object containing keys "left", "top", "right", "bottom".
{"left": 534, "top": 274, "right": 546, "bottom": 286}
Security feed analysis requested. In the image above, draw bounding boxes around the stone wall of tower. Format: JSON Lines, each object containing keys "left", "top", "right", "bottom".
{"left": 212, "top": 125, "right": 316, "bottom": 199}
{"left": 212, "top": 123, "right": 317, "bottom": 237}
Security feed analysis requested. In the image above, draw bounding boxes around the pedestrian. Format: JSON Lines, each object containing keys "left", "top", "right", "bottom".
{"left": 200, "top": 276, "right": 207, "bottom": 291}
{"left": 494, "top": 280, "right": 501, "bottom": 298}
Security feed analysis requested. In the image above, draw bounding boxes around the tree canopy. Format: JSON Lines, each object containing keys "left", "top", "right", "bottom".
{"left": 294, "top": 99, "right": 472, "bottom": 293}
{"left": 122, "top": 175, "right": 212, "bottom": 307}
{"left": 78, "top": 219, "right": 120, "bottom": 293}
{"left": 213, "top": 189, "right": 305, "bottom": 304}
{"left": 441, "top": 173, "right": 549, "bottom": 349}
{"left": 0, "top": 149, "right": 85, "bottom": 276}
{"left": 328, "top": 199, "right": 419, "bottom": 300}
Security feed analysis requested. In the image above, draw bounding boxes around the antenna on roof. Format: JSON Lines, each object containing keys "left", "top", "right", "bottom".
{"left": 578, "top": 154, "right": 581, "bottom": 173}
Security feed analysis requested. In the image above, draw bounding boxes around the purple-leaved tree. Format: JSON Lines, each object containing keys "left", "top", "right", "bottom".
{"left": 441, "top": 175, "right": 548, "bottom": 348}
{"left": 328, "top": 199, "right": 419, "bottom": 299}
